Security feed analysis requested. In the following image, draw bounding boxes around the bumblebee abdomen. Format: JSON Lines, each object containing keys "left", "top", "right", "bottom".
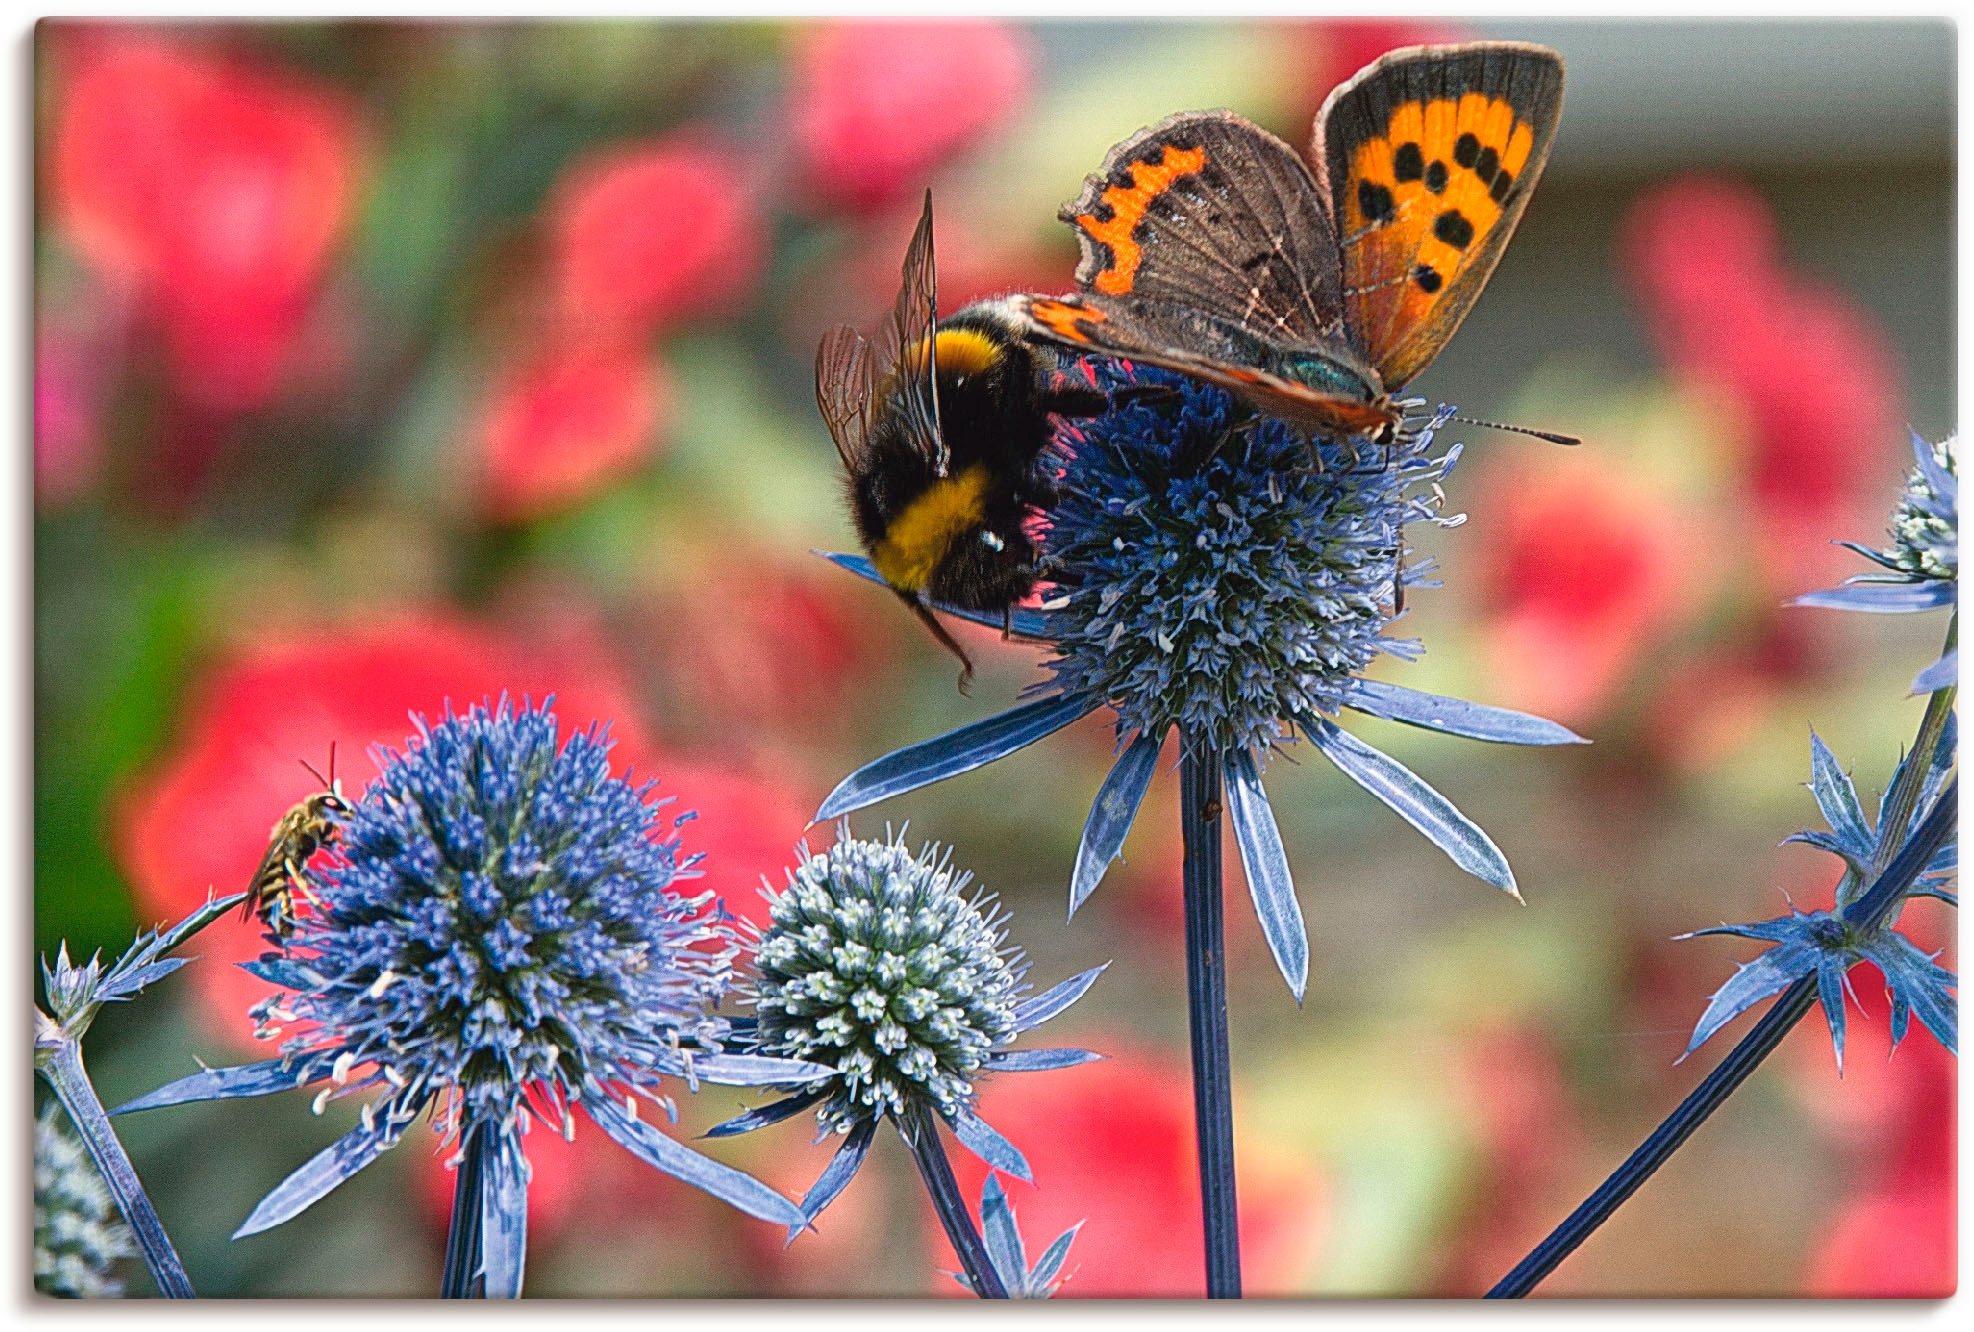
{"left": 870, "top": 463, "right": 994, "bottom": 594}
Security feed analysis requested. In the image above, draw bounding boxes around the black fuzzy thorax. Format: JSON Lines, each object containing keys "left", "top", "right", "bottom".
{"left": 850, "top": 304, "right": 1073, "bottom": 611}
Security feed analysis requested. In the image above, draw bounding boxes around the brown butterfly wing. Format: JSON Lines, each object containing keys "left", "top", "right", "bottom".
{"left": 1317, "top": 42, "right": 1564, "bottom": 391}
{"left": 1062, "top": 111, "right": 1344, "bottom": 347}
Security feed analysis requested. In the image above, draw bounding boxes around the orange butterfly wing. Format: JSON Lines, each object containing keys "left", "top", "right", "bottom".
{"left": 1317, "top": 42, "right": 1564, "bottom": 391}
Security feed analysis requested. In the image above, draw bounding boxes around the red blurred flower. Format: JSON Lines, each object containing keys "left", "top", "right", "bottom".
{"left": 933, "top": 1044, "right": 1325, "bottom": 1296}
{"left": 551, "top": 137, "right": 766, "bottom": 341}
{"left": 1795, "top": 1006, "right": 1955, "bottom": 1297}
{"left": 474, "top": 341, "right": 668, "bottom": 522}
{"left": 116, "top": 613, "right": 652, "bottom": 1050}
{"left": 643, "top": 553, "right": 876, "bottom": 737}
{"left": 51, "top": 36, "right": 361, "bottom": 413}
{"left": 34, "top": 324, "right": 109, "bottom": 508}
{"left": 1623, "top": 177, "right": 1903, "bottom": 593}
{"left": 791, "top": 21, "right": 1033, "bottom": 213}
{"left": 1474, "top": 451, "right": 1709, "bottom": 727}
{"left": 663, "top": 761, "right": 818, "bottom": 934}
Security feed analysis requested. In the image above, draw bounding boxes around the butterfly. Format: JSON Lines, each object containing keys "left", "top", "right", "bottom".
{"left": 1009, "top": 41, "right": 1570, "bottom": 445}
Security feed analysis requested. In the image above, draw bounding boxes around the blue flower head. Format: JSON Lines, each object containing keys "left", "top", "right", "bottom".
{"left": 711, "top": 829, "right": 1104, "bottom": 1232}
{"left": 1798, "top": 431, "right": 1958, "bottom": 693}
{"left": 117, "top": 698, "right": 824, "bottom": 1288}
{"left": 819, "top": 370, "right": 1584, "bottom": 999}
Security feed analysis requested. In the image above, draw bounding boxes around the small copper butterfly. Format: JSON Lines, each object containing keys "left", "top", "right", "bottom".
{"left": 1010, "top": 42, "right": 1569, "bottom": 444}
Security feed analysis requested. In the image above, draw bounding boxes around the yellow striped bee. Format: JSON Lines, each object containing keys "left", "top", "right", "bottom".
{"left": 816, "top": 192, "right": 1115, "bottom": 689}
{"left": 245, "top": 748, "right": 349, "bottom": 935}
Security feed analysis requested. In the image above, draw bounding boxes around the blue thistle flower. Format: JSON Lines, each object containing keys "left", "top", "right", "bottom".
{"left": 708, "top": 830, "right": 1104, "bottom": 1235}
{"left": 1797, "top": 431, "right": 1957, "bottom": 693}
{"left": 115, "top": 698, "right": 825, "bottom": 1293}
{"left": 818, "top": 369, "right": 1584, "bottom": 998}
{"left": 35, "top": 1105, "right": 135, "bottom": 1298}
{"left": 1679, "top": 725, "right": 1958, "bottom": 1071}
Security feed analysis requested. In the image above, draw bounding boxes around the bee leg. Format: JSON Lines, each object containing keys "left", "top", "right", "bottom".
{"left": 1039, "top": 383, "right": 1112, "bottom": 419}
{"left": 1106, "top": 384, "right": 1184, "bottom": 411}
{"left": 894, "top": 589, "right": 976, "bottom": 695}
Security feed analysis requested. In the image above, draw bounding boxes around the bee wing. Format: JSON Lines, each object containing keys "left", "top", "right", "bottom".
{"left": 815, "top": 323, "right": 876, "bottom": 470}
{"left": 875, "top": 190, "right": 947, "bottom": 473}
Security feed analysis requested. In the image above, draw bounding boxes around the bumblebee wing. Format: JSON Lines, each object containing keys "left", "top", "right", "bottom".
{"left": 875, "top": 190, "right": 947, "bottom": 472}
{"left": 815, "top": 323, "right": 876, "bottom": 470}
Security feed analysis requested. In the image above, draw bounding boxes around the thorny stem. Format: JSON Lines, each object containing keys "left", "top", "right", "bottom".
{"left": 902, "top": 1105, "right": 1007, "bottom": 1299}
{"left": 440, "top": 1121, "right": 491, "bottom": 1298}
{"left": 1489, "top": 774, "right": 1958, "bottom": 1298}
{"left": 36, "top": 1035, "right": 196, "bottom": 1298}
{"left": 1180, "top": 740, "right": 1242, "bottom": 1298}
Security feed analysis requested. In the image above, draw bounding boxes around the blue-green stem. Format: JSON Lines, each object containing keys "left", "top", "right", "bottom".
{"left": 1181, "top": 741, "right": 1242, "bottom": 1298}
{"left": 902, "top": 1104, "right": 1007, "bottom": 1299}
{"left": 35, "top": 1030, "right": 196, "bottom": 1298}
{"left": 1490, "top": 771, "right": 1958, "bottom": 1297}
{"left": 440, "top": 1121, "right": 491, "bottom": 1298}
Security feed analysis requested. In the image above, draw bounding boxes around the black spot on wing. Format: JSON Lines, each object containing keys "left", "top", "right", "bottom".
{"left": 1474, "top": 146, "right": 1500, "bottom": 186}
{"left": 1433, "top": 210, "right": 1475, "bottom": 249}
{"left": 1453, "top": 133, "right": 1480, "bottom": 169}
{"left": 1357, "top": 179, "right": 1396, "bottom": 226}
{"left": 1425, "top": 160, "right": 1448, "bottom": 194}
{"left": 1393, "top": 142, "right": 1424, "bottom": 182}
{"left": 1412, "top": 264, "right": 1442, "bottom": 294}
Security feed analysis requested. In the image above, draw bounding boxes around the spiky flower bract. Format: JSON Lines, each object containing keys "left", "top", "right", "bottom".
{"left": 1798, "top": 431, "right": 1957, "bottom": 693}
{"left": 712, "top": 829, "right": 1104, "bottom": 1230}
{"left": 1680, "top": 728, "right": 1958, "bottom": 1070}
{"left": 817, "top": 369, "right": 1584, "bottom": 998}
{"left": 34, "top": 1105, "right": 134, "bottom": 1299}
{"left": 953, "top": 1171, "right": 1082, "bottom": 1298}
{"left": 116, "top": 698, "right": 821, "bottom": 1294}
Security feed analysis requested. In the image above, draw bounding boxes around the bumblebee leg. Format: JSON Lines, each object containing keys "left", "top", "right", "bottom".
{"left": 894, "top": 589, "right": 977, "bottom": 695}
{"left": 1106, "top": 384, "right": 1183, "bottom": 410}
{"left": 1040, "top": 384, "right": 1111, "bottom": 418}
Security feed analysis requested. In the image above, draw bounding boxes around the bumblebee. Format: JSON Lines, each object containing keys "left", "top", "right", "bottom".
{"left": 244, "top": 748, "right": 349, "bottom": 935}
{"left": 816, "top": 191, "right": 1114, "bottom": 689}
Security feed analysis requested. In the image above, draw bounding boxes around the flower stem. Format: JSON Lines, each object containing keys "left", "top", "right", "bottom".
{"left": 36, "top": 1035, "right": 195, "bottom": 1298}
{"left": 902, "top": 1105, "right": 1007, "bottom": 1299}
{"left": 440, "top": 1122, "right": 490, "bottom": 1298}
{"left": 1869, "top": 612, "right": 1956, "bottom": 885}
{"left": 1488, "top": 773, "right": 1958, "bottom": 1297}
{"left": 1180, "top": 740, "right": 1242, "bottom": 1298}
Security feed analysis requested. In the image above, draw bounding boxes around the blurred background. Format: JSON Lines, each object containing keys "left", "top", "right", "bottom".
{"left": 33, "top": 17, "right": 1953, "bottom": 1297}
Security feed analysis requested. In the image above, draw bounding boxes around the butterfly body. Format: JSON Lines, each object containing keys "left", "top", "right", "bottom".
{"left": 1012, "top": 42, "right": 1566, "bottom": 439}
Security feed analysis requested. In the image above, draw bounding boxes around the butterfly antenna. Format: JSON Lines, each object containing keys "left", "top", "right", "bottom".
{"left": 1448, "top": 415, "right": 1580, "bottom": 447}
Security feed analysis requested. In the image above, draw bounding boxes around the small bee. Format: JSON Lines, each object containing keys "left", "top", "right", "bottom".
{"left": 245, "top": 747, "right": 349, "bottom": 935}
{"left": 815, "top": 191, "right": 1117, "bottom": 690}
